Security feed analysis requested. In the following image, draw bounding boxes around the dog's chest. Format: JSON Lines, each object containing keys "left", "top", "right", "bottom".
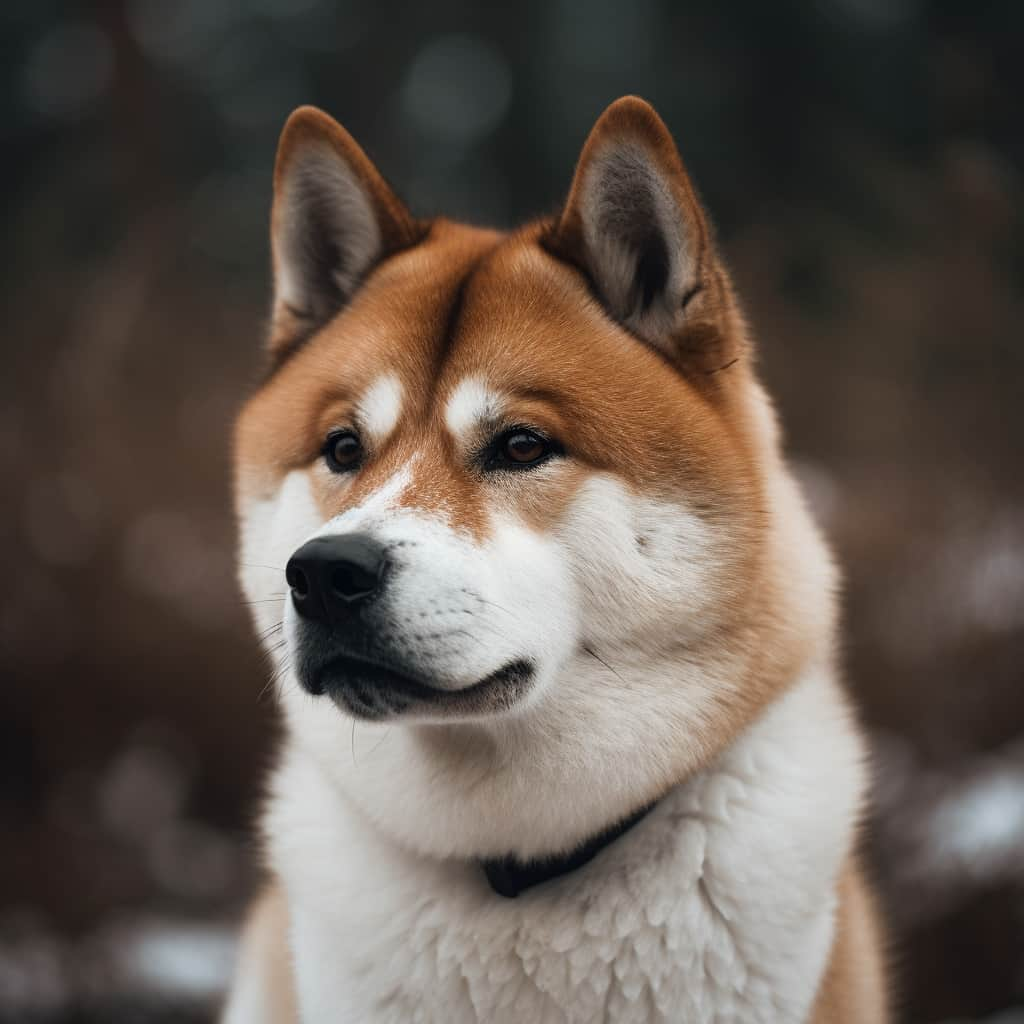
{"left": 274, "top": 731, "right": 845, "bottom": 1024}
{"left": 309, "top": 828, "right": 829, "bottom": 1024}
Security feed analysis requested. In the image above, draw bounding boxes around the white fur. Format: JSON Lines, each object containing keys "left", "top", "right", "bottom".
{"left": 558, "top": 475, "right": 724, "bottom": 644}
{"left": 444, "top": 376, "right": 504, "bottom": 440}
{"left": 262, "top": 666, "right": 862, "bottom": 1023}
{"left": 237, "top": 469, "right": 321, "bottom": 639}
{"left": 356, "top": 373, "right": 404, "bottom": 444}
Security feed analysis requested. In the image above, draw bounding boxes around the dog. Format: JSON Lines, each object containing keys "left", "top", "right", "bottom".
{"left": 222, "top": 96, "right": 888, "bottom": 1022}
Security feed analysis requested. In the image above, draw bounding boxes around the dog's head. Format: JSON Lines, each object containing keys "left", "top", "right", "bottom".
{"left": 235, "top": 98, "right": 835, "bottom": 858}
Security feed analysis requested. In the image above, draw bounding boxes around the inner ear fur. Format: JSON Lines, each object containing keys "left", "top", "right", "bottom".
{"left": 545, "top": 96, "right": 742, "bottom": 376}
{"left": 269, "top": 106, "right": 426, "bottom": 359}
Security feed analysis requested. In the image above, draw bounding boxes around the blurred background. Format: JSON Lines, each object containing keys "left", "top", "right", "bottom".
{"left": 2, "top": 0, "right": 1022, "bottom": 1020}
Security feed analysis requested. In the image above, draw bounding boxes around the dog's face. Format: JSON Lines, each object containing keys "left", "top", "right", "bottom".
{"left": 235, "top": 98, "right": 830, "bottom": 857}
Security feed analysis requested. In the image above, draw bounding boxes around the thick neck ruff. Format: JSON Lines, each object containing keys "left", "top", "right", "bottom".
{"left": 480, "top": 801, "right": 655, "bottom": 898}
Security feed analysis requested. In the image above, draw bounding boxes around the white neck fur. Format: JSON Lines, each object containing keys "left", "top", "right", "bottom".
{"left": 267, "top": 664, "right": 865, "bottom": 1022}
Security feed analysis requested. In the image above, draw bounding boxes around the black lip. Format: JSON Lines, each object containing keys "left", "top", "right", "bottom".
{"left": 313, "top": 654, "right": 535, "bottom": 721}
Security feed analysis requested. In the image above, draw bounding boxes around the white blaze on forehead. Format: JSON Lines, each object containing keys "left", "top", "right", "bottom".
{"left": 356, "top": 373, "right": 404, "bottom": 443}
{"left": 444, "top": 377, "right": 504, "bottom": 441}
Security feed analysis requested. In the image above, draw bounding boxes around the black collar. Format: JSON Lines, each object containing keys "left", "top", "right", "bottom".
{"left": 480, "top": 802, "right": 655, "bottom": 899}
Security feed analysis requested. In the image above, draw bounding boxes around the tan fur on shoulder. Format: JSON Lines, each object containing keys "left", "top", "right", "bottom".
{"left": 812, "top": 860, "right": 890, "bottom": 1023}
{"left": 222, "top": 883, "right": 297, "bottom": 1024}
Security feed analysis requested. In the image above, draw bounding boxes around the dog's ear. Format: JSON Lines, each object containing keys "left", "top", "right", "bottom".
{"left": 547, "top": 97, "right": 736, "bottom": 373}
{"left": 269, "top": 106, "right": 424, "bottom": 357}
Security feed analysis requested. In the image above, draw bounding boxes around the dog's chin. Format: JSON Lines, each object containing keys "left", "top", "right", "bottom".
{"left": 306, "top": 654, "right": 537, "bottom": 722}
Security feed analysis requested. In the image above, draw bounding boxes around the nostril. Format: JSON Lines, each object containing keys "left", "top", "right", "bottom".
{"left": 330, "top": 562, "right": 379, "bottom": 601}
{"left": 286, "top": 563, "right": 310, "bottom": 598}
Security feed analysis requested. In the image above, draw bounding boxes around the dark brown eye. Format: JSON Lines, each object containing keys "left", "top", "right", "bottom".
{"left": 483, "top": 428, "right": 560, "bottom": 472}
{"left": 323, "top": 431, "right": 363, "bottom": 472}
{"left": 503, "top": 431, "right": 547, "bottom": 464}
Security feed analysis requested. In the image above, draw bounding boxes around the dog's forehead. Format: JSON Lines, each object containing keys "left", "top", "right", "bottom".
{"left": 237, "top": 219, "right": 748, "bottom": 518}
{"left": 309, "top": 226, "right": 549, "bottom": 406}
{"left": 429, "top": 237, "right": 647, "bottom": 446}
{"left": 238, "top": 224, "right": 496, "bottom": 444}
{"left": 289, "top": 227, "right": 586, "bottom": 435}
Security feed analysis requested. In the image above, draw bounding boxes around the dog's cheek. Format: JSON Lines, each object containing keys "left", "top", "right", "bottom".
{"left": 557, "top": 476, "right": 720, "bottom": 644}
{"left": 483, "top": 516, "right": 579, "bottom": 686}
{"left": 237, "top": 469, "right": 323, "bottom": 635}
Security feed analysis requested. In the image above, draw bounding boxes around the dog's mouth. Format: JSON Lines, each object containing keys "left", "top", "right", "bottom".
{"left": 310, "top": 654, "right": 536, "bottom": 721}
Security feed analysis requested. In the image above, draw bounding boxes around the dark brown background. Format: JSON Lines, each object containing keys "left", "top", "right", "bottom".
{"left": 2, "top": 1, "right": 1023, "bottom": 1020}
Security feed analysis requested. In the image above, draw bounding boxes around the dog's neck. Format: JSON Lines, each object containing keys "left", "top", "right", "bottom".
{"left": 268, "top": 666, "right": 867, "bottom": 1022}
{"left": 280, "top": 645, "right": 778, "bottom": 864}
{"left": 480, "top": 799, "right": 655, "bottom": 898}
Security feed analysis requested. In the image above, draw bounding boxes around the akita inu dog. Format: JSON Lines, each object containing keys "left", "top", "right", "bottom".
{"left": 223, "top": 97, "right": 888, "bottom": 1022}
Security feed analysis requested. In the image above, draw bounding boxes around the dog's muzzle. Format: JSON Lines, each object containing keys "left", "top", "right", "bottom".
{"left": 283, "top": 533, "right": 535, "bottom": 720}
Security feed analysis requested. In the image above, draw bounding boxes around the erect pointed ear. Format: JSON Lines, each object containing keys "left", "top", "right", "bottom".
{"left": 269, "top": 106, "right": 424, "bottom": 356}
{"left": 546, "top": 97, "right": 736, "bottom": 372}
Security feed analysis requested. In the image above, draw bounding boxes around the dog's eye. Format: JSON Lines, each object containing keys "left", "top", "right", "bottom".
{"left": 323, "top": 431, "right": 363, "bottom": 472}
{"left": 485, "top": 428, "right": 558, "bottom": 471}
{"left": 504, "top": 431, "right": 546, "bottom": 464}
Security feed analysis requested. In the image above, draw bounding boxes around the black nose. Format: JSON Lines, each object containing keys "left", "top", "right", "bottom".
{"left": 285, "top": 534, "right": 388, "bottom": 624}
